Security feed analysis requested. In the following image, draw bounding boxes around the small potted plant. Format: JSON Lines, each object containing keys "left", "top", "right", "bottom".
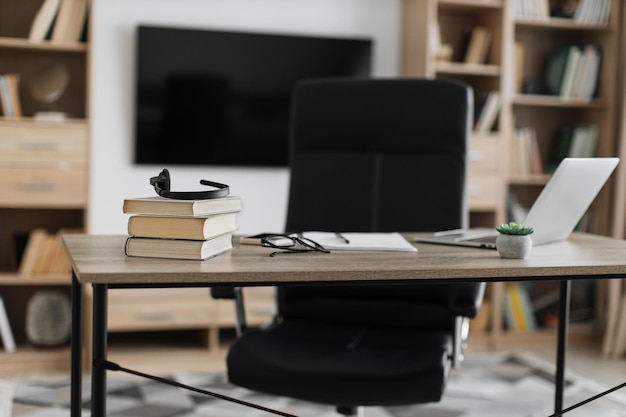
{"left": 495, "top": 222, "right": 534, "bottom": 259}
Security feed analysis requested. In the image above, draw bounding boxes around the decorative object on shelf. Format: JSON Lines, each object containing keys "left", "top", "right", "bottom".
{"left": 495, "top": 222, "right": 534, "bottom": 259}
{"left": 25, "top": 291, "right": 71, "bottom": 347}
{"left": 30, "top": 64, "right": 69, "bottom": 121}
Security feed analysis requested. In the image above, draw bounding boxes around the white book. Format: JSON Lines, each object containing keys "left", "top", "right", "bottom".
{"left": 580, "top": 46, "right": 601, "bottom": 99}
{"left": 0, "top": 296, "right": 16, "bottom": 353}
{"left": 559, "top": 46, "right": 581, "bottom": 97}
{"left": 28, "top": 0, "right": 61, "bottom": 42}
{"left": 568, "top": 126, "right": 596, "bottom": 158}
{"left": 569, "top": 47, "right": 589, "bottom": 98}
{"left": 476, "top": 91, "right": 501, "bottom": 132}
{"left": 599, "top": 0, "right": 611, "bottom": 25}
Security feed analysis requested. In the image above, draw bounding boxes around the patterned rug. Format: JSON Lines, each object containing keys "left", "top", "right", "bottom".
{"left": 8, "top": 352, "right": 626, "bottom": 417}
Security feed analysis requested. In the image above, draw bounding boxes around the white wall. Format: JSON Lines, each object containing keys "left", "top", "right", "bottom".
{"left": 89, "top": 0, "right": 402, "bottom": 234}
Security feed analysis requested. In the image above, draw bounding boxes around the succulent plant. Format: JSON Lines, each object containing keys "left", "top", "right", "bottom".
{"left": 496, "top": 222, "right": 534, "bottom": 235}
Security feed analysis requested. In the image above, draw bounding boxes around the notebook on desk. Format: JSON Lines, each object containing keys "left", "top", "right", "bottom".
{"left": 414, "top": 157, "right": 619, "bottom": 249}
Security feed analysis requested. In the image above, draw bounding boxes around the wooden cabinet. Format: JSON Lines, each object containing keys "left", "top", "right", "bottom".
{"left": 0, "top": 120, "right": 88, "bottom": 207}
{"left": 402, "top": 0, "right": 623, "bottom": 350}
{"left": 106, "top": 287, "right": 275, "bottom": 351}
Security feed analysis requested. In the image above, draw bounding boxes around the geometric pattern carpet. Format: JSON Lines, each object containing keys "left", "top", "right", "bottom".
{"left": 9, "top": 352, "right": 626, "bottom": 417}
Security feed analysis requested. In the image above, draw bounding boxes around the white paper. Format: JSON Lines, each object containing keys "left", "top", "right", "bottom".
{"left": 302, "top": 232, "right": 417, "bottom": 252}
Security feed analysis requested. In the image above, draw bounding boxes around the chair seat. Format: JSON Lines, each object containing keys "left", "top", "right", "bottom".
{"left": 227, "top": 319, "right": 453, "bottom": 407}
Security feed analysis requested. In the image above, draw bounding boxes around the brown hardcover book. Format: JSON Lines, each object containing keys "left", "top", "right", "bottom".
{"left": 128, "top": 212, "right": 237, "bottom": 240}
{"left": 464, "top": 26, "right": 491, "bottom": 64}
{"left": 123, "top": 196, "right": 242, "bottom": 216}
{"left": 18, "top": 229, "right": 48, "bottom": 275}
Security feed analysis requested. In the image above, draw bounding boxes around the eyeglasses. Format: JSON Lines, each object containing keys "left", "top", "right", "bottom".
{"left": 150, "top": 168, "right": 230, "bottom": 200}
{"left": 261, "top": 234, "right": 330, "bottom": 257}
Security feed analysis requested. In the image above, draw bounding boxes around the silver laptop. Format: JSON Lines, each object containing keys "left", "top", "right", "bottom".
{"left": 414, "top": 157, "right": 619, "bottom": 249}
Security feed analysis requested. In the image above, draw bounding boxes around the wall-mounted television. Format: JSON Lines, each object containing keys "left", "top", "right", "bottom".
{"left": 134, "top": 25, "right": 373, "bottom": 167}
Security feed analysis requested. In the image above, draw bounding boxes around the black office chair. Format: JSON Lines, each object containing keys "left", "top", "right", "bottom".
{"left": 223, "top": 78, "right": 485, "bottom": 416}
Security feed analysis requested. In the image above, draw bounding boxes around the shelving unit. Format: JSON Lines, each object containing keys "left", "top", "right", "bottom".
{"left": 402, "top": 0, "right": 623, "bottom": 350}
{"left": 509, "top": 6, "right": 620, "bottom": 237}
{"left": 0, "top": 0, "right": 89, "bottom": 374}
{"left": 403, "top": 0, "right": 508, "bottom": 229}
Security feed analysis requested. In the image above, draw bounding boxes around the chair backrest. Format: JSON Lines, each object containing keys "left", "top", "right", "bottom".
{"left": 281, "top": 78, "right": 483, "bottom": 328}
{"left": 286, "top": 78, "right": 471, "bottom": 233}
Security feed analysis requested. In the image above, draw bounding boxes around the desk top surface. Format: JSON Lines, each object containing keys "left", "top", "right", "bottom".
{"left": 62, "top": 233, "right": 626, "bottom": 285}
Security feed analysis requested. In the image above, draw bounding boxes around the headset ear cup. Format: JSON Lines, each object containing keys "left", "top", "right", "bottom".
{"left": 159, "top": 168, "right": 171, "bottom": 191}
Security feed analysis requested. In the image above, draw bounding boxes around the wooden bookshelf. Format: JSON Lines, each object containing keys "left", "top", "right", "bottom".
{"left": 0, "top": 0, "right": 89, "bottom": 373}
{"left": 402, "top": 0, "right": 623, "bottom": 350}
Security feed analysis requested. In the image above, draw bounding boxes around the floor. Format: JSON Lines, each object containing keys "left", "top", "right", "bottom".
{"left": 11, "top": 348, "right": 626, "bottom": 417}
{"left": 99, "top": 335, "right": 626, "bottom": 393}
{"left": 525, "top": 344, "right": 626, "bottom": 388}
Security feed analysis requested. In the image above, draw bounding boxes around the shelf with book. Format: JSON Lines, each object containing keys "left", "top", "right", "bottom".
{"left": 403, "top": 0, "right": 623, "bottom": 351}
{"left": 0, "top": 0, "right": 90, "bottom": 373}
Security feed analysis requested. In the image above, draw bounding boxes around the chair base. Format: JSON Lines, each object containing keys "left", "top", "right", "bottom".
{"left": 336, "top": 405, "right": 363, "bottom": 416}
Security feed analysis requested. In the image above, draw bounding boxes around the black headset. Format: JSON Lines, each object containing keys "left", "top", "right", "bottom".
{"left": 149, "top": 169, "right": 230, "bottom": 200}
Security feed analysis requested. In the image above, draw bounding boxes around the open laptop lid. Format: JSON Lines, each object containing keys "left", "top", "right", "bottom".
{"left": 414, "top": 157, "right": 619, "bottom": 248}
{"left": 523, "top": 157, "right": 618, "bottom": 245}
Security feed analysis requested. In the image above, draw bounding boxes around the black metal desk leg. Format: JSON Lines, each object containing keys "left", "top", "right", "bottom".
{"left": 70, "top": 272, "right": 83, "bottom": 417}
{"left": 91, "top": 284, "right": 108, "bottom": 417}
{"left": 554, "top": 280, "right": 571, "bottom": 416}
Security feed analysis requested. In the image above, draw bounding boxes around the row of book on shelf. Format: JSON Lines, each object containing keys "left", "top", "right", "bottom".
{"left": 546, "top": 43, "right": 602, "bottom": 100}
{"left": 18, "top": 228, "right": 80, "bottom": 276}
{"left": 502, "top": 280, "right": 595, "bottom": 333}
{"left": 510, "top": 123, "right": 598, "bottom": 176}
{"left": 0, "top": 74, "right": 22, "bottom": 118}
{"left": 0, "top": 227, "right": 80, "bottom": 352}
{"left": 473, "top": 91, "right": 500, "bottom": 133}
{"left": 123, "top": 195, "right": 243, "bottom": 260}
{"left": 28, "top": 0, "right": 89, "bottom": 43}
{"left": 514, "top": 41, "right": 602, "bottom": 99}
{"left": 514, "top": 0, "right": 611, "bottom": 24}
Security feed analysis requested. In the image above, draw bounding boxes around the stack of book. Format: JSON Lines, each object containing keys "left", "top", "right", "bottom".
{"left": 123, "top": 196, "right": 242, "bottom": 260}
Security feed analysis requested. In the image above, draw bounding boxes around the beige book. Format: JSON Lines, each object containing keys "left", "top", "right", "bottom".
{"left": 128, "top": 212, "right": 237, "bottom": 240}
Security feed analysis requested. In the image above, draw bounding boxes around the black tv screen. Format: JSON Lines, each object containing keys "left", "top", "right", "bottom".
{"left": 134, "top": 25, "right": 373, "bottom": 167}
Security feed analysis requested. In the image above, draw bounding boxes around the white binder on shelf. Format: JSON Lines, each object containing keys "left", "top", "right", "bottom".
{"left": 0, "top": 296, "right": 16, "bottom": 353}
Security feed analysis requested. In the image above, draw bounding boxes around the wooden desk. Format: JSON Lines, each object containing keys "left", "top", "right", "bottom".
{"left": 64, "top": 233, "right": 626, "bottom": 417}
